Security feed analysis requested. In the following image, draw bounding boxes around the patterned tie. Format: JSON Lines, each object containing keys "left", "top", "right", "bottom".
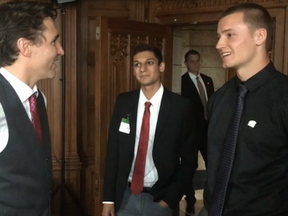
{"left": 29, "top": 93, "right": 43, "bottom": 142}
{"left": 196, "top": 76, "right": 208, "bottom": 119}
{"left": 209, "top": 84, "right": 248, "bottom": 216}
{"left": 131, "top": 101, "right": 151, "bottom": 195}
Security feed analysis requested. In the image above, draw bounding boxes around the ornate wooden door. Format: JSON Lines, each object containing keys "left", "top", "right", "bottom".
{"left": 93, "top": 17, "right": 172, "bottom": 216}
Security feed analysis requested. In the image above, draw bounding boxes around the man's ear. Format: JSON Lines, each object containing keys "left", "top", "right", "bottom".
{"left": 159, "top": 62, "right": 165, "bottom": 73}
{"left": 254, "top": 28, "right": 267, "bottom": 47}
{"left": 17, "top": 38, "right": 32, "bottom": 57}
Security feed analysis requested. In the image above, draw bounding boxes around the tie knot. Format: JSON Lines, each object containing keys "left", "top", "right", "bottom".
{"left": 145, "top": 101, "right": 151, "bottom": 110}
{"left": 238, "top": 84, "right": 248, "bottom": 98}
{"left": 29, "top": 93, "right": 37, "bottom": 104}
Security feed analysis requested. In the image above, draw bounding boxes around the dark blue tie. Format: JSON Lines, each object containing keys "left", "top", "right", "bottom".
{"left": 209, "top": 84, "right": 248, "bottom": 216}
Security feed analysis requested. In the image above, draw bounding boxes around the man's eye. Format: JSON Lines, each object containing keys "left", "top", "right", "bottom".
{"left": 133, "top": 63, "right": 140, "bottom": 67}
{"left": 147, "top": 61, "right": 154, "bottom": 65}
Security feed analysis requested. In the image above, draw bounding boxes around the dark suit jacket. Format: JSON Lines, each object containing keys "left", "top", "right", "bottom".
{"left": 181, "top": 72, "right": 214, "bottom": 163}
{"left": 103, "top": 88, "right": 198, "bottom": 211}
{"left": 181, "top": 72, "right": 214, "bottom": 118}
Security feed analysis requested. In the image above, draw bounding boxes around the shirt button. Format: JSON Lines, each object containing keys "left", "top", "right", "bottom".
{"left": 46, "top": 158, "right": 48, "bottom": 161}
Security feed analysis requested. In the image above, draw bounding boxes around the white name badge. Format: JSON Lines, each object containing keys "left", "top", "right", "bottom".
{"left": 119, "top": 118, "right": 130, "bottom": 134}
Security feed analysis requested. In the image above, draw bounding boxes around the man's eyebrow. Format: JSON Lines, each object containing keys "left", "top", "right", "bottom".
{"left": 133, "top": 58, "right": 155, "bottom": 63}
{"left": 52, "top": 34, "right": 59, "bottom": 42}
{"left": 219, "top": 28, "right": 235, "bottom": 34}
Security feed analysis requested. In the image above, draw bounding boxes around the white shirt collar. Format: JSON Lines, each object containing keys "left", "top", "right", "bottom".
{"left": 188, "top": 71, "right": 201, "bottom": 80}
{"left": 139, "top": 84, "right": 164, "bottom": 107}
{"left": 0, "top": 67, "right": 38, "bottom": 103}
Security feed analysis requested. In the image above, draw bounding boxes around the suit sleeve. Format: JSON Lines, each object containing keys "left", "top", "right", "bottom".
{"left": 181, "top": 76, "right": 189, "bottom": 98}
{"left": 102, "top": 95, "right": 121, "bottom": 202}
{"left": 162, "top": 100, "right": 199, "bottom": 207}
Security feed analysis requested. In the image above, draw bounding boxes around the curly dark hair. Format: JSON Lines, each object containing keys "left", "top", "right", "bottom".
{"left": 0, "top": 1, "right": 57, "bottom": 67}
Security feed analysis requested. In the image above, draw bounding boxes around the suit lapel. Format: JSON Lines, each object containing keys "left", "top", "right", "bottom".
{"left": 126, "top": 91, "right": 139, "bottom": 153}
{"left": 154, "top": 89, "right": 172, "bottom": 144}
{"left": 185, "top": 72, "right": 199, "bottom": 96}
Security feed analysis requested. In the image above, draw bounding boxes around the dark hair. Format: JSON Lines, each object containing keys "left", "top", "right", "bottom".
{"left": 0, "top": 1, "right": 57, "bottom": 67}
{"left": 220, "top": 3, "right": 273, "bottom": 52}
{"left": 184, "top": 49, "right": 200, "bottom": 62}
{"left": 132, "top": 44, "right": 163, "bottom": 65}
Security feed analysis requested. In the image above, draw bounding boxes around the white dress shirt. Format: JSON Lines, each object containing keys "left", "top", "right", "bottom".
{"left": 188, "top": 72, "right": 208, "bottom": 101}
{"left": 0, "top": 67, "right": 40, "bottom": 153}
{"left": 128, "top": 84, "right": 164, "bottom": 187}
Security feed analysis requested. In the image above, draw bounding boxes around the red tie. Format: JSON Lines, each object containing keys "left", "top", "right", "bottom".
{"left": 29, "top": 94, "right": 43, "bottom": 142}
{"left": 131, "top": 101, "right": 151, "bottom": 195}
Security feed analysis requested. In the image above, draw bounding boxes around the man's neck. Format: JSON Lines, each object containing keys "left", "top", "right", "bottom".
{"left": 141, "top": 82, "right": 161, "bottom": 100}
{"left": 188, "top": 71, "right": 200, "bottom": 76}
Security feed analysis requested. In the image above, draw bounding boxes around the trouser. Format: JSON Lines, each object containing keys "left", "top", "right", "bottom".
{"left": 198, "top": 207, "right": 208, "bottom": 216}
{"left": 117, "top": 187, "right": 172, "bottom": 216}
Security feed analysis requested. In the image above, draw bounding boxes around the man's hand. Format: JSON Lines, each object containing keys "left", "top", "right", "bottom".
{"left": 159, "top": 200, "right": 169, "bottom": 208}
{"left": 102, "top": 203, "right": 115, "bottom": 216}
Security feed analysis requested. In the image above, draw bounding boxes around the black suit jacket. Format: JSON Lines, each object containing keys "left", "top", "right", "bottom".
{"left": 181, "top": 72, "right": 214, "bottom": 163}
{"left": 103, "top": 88, "right": 198, "bottom": 211}
{"left": 181, "top": 72, "right": 214, "bottom": 118}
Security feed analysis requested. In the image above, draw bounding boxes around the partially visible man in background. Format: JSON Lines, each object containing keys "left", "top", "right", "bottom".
{"left": 181, "top": 49, "right": 214, "bottom": 216}
{"left": 0, "top": 1, "right": 64, "bottom": 215}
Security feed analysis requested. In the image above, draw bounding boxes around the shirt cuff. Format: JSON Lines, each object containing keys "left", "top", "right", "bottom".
{"left": 102, "top": 201, "right": 114, "bottom": 204}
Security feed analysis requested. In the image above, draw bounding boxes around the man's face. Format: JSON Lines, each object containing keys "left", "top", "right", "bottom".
{"left": 133, "top": 51, "right": 164, "bottom": 87}
{"left": 30, "top": 17, "right": 64, "bottom": 80}
{"left": 185, "top": 54, "right": 200, "bottom": 75}
{"left": 216, "top": 12, "right": 257, "bottom": 71}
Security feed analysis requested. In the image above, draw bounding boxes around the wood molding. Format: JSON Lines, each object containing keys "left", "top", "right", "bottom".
{"left": 126, "top": 0, "right": 149, "bottom": 21}
{"left": 63, "top": 5, "right": 80, "bottom": 165}
{"left": 154, "top": 0, "right": 288, "bottom": 24}
{"left": 157, "top": 0, "right": 288, "bottom": 11}
{"left": 284, "top": 5, "right": 288, "bottom": 75}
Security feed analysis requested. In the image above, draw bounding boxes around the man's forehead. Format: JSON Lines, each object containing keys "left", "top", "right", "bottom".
{"left": 133, "top": 53, "right": 157, "bottom": 61}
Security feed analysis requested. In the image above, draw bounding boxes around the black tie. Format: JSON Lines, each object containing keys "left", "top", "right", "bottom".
{"left": 209, "top": 84, "right": 248, "bottom": 216}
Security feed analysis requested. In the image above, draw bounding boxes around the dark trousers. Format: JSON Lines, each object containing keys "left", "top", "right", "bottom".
{"left": 117, "top": 187, "right": 172, "bottom": 216}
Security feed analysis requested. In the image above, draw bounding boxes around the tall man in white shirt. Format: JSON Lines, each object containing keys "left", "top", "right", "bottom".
{"left": 0, "top": 1, "right": 64, "bottom": 216}
{"left": 102, "top": 44, "right": 199, "bottom": 216}
{"left": 181, "top": 49, "right": 214, "bottom": 216}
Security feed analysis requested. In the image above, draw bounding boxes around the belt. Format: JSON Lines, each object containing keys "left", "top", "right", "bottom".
{"left": 127, "top": 182, "right": 151, "bottom": 193}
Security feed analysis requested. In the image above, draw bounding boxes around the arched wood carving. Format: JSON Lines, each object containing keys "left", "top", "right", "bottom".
{"left": 130, "top": 35, "right": 148, "bottom": 48}
{"left": 110, "top": 33, "right": 129, "bottom": 66}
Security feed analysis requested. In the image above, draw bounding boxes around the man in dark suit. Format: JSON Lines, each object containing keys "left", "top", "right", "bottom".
{"left": 181, "top": 49, "right": 214, "bottom": 215}
{"left": 0, "top": 1, "right": 64, "bottom": 216}
{"left": 102, "top": 44, "right": 198, "bottom": 216}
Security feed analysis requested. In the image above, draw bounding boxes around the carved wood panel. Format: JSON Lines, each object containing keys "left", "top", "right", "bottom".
{"left": 157, "top": 0, "right": 288, "bottom": 11}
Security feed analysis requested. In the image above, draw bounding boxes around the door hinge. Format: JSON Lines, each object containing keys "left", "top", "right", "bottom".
{"left": 96, "top": 26, "right": 100, "bottom": 40}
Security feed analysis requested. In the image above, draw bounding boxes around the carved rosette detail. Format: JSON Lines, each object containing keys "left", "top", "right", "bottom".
{"left": 157, "top": 0, "right": 288, "bottom": 10}
{"left": 130, "top": 35, "right": 163, "bottom": 50}
{"left": 130, "top": 35, "right": 148, "bottom": 48}
{"left": 148, "top": 36, "right": 163, "bottom": 51}
{"left": 110, "top": 33, "right": 129, "bottom": 65}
